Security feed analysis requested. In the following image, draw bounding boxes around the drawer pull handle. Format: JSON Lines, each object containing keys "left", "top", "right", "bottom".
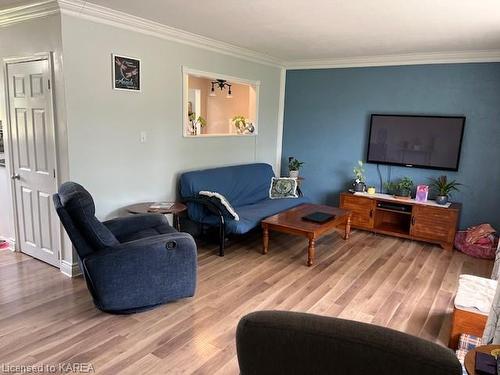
{"left": 369, "top": 209, "right": 373, "bottom": 218}
{"left": 411, "top": 217, "right": 416, "bottom": 225}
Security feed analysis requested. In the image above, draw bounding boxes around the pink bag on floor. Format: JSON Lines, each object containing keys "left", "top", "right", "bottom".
{"left": 454, "top": 228, "right": 498, "bottom": 259}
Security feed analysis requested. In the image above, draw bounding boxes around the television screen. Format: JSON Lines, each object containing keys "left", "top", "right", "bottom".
{"left": 366, "top": 114, "right": 465, "bottom": 171}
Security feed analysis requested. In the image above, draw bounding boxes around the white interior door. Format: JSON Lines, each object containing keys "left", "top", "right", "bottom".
{"left": 7, "top": 58, "right": 59, "bottom": 267}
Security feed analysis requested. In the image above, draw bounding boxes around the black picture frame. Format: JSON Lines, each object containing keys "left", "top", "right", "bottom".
{"left": 112, "top": 54, "right": 141, "bottom": 92}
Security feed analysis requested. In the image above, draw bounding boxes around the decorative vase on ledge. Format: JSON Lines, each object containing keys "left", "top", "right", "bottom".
{"left": 289, "top": 170, "right": 299, "bottom": 178}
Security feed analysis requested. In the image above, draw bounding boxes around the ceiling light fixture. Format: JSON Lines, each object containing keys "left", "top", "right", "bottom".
{"left": 210, "top": 79, "right": 232, "bottom": 98}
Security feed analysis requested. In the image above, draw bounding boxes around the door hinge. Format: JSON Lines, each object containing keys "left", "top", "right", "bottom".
{"left": 48, "top": 79, "right": 51, "bottom": 90}
{"left": 53, "top": 169, "right": 56, "bottom": 178}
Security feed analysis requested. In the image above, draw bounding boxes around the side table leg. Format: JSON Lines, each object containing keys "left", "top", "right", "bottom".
{"left": 262, "top": 225, "right": 269, "bottom": 255}
{"left": 174, "top": 214, "right": 181, "bottom": 231}
{"left": 344, "top": 214, "right": 352, "bottom": 240}
{"left": 307, "top": 238, "right": 315, "bottom": 266}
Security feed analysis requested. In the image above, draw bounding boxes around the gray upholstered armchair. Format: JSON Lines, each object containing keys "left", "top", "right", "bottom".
{"left": 53, "top": 181, "right": 197, "bottom": 313}
{"left": 237, "top": 311, "right": 462, "bottom": 375}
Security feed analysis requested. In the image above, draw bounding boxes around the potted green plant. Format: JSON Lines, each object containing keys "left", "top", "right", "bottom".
{"left": 384, "top": 176, "right": 414, "bottom": 199}
{"left": 288, "top": 158, "right": 304, "bottom": 178}
{"left": 429, "top": 175, "right": 461, "bottom": 205}
{"left": 353, "top": 160, "right": 365, "bottom": 192}
{"left": 232, "top": 115, "right": 255, "bottom": 134}
{"left": 232, "top": 115, "right": 247, "bottom": 133}
{"left": 189, "top": 113, "right": 206, "bottom": 135}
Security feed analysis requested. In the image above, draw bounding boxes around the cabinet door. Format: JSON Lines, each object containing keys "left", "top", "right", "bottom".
{"left": 340, "top": 194, "right": 375, "bottom": 229}
{"left": 410, "top": 205, "right": 458, "bottom": 243}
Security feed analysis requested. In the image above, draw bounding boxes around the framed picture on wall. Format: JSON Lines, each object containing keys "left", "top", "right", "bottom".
{"left": 112, "top": 54, "right": 141, "bottom": 92}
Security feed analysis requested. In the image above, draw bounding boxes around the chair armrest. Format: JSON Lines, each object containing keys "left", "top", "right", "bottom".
{"left": 103, "top": 213, "right": 171, "bottom": 238}
{"left": 82, "top": 232, "right": 197, "bottom": 312}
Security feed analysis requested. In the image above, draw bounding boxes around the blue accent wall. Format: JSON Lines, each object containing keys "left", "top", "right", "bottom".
{"left": 282, "top": 63, "right": 500, "bottom": 229}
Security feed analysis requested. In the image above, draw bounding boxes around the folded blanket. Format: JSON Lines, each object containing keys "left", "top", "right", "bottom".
{"left": 455, "top": 231, "right": 497, "bottom": 259}
{"left": 455, "top": 274, "right": 497, "bottom": 314}
{"left": 466, "top": 224, "right": 496, "bottom": 245}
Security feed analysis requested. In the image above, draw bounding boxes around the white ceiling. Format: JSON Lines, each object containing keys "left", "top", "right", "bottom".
{"left": 75, "top": 0, "right": 500, "bottom": 62}
{"left": 3, "top": 0, "right": 500, "bottom": 64}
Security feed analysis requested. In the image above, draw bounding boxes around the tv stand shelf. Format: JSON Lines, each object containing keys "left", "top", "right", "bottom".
{"left": 340, "top": 192, "right": 461, "bottom": 250}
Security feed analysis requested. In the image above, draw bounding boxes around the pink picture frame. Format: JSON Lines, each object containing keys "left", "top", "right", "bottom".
{"left": 415, "top": 185, "right": 429, "bottom": 202}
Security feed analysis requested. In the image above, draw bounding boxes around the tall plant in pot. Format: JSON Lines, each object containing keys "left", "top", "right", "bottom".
{"left": 352, "top": 160, "right": 366, "bottom": 192}
{"left": 288, "top": 158, "right": 304, "bottom": 178}
{"left": 429, "top": 175, "right": 461, "bottom": 205}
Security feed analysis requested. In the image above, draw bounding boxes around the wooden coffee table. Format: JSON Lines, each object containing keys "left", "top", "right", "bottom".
{"left": 261, "top": 204, "right": 352, "bottom": 266}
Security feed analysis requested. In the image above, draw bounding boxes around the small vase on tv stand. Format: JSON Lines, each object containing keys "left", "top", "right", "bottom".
{"left": 435, "top": 195, "right": 449, "bottom": 205}
{"left": 353, "top": 181, "right": 365, "bottom": 192}
{"left": 289, "top": 170, "right": 299, "bottom": 178}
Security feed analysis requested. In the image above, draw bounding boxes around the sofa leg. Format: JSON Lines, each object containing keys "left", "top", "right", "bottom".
{"left": 219, "top": 217, "right": 225, "bottom": 257}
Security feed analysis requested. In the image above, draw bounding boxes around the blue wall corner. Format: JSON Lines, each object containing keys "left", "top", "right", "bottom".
{"left": 282, "top": 63, "right": 500, "bottom": 229}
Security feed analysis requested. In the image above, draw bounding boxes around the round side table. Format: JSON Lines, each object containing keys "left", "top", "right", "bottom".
{"left": 126, "top": 202, "right": 187, "bottom": 231}
{"left": 464, "top": 344, "right": 500, "bottom": 375}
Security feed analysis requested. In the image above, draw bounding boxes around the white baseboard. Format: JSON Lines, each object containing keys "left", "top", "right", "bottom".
{"left": 60, "top": 259, "right": 81, "bottom": 277}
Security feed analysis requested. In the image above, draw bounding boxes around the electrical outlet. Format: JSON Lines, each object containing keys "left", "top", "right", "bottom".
{"left": 140, "top": 131, "right": 147, "bottom": 143}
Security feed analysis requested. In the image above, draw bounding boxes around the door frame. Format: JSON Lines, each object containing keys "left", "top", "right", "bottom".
{"left": 2, "top": 52, "right": 62, "bottom": 265}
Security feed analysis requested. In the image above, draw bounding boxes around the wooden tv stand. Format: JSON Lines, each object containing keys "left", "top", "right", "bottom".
{"left": 340, "top": 192, "right": 461, "bottom": 250}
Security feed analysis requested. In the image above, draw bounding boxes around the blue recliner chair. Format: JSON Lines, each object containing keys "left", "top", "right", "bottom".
{"left": 52, "top": 181, "right": 197, "bottom": 314}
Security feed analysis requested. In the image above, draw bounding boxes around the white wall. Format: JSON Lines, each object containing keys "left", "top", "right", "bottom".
{"left": 0, "top": 11, "right": 283, "bottom": 276}
{"left": 60, "top": 14, "right": 283, "bottom": 219}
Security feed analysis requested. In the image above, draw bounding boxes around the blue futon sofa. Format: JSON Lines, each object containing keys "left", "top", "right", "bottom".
{"left": 180, "top": 163, "right": 308, "bottom": 256}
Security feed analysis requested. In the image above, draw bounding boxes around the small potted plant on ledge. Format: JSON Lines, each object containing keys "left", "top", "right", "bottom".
{"left": 384, "top": 176, "right": 414, "bottom": 199}
{"left": 429, "top": 175, "right": 461, "bottom": 205}
{"left": 352, "top": 160, "right": 366, "bottom": 192}
{"left": 232, "top": 115, "right": 255, "bottom": 134}
{"left": 188, "top": 113, "right": 206, "bottom": 135}
{"left": 288, "top": 157, "right": 304, "bottom": 178}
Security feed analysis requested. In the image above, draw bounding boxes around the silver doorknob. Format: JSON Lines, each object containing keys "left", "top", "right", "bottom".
{"left": 11, "top": 174, "right": 20, "bottom": 180}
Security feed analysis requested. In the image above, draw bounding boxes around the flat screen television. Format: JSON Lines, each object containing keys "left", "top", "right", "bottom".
{"left": 366, "top": 114, "right": 465, "bottom": 171}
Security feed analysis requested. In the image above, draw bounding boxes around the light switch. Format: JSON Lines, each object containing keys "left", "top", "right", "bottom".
{"left": 140, "top": 131, "right": 147, "bottom": 143}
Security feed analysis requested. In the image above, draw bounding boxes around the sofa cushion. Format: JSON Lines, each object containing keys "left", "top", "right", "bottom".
{"left": 201, "top": 196, "right": 309, "bottom": 234}
{"left": 180, "top": 163, "right": 275, "bottom": 222}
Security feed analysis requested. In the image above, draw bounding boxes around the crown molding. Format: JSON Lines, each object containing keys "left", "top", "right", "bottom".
{"left": 285, "top": 50, "right": 500, "bottom": 70}
{"left": 2, "top": 1, "right": 500, "bottom": 70}
{"left": 0, "top": 0, "right": 58, "bottom": 27}
{"left": 57, "top": 0, "right": 283, "bottom": 68}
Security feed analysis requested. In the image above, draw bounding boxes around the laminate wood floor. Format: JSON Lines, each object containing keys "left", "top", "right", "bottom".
{"left": 0, "top": 230, "right": 493, "bottom": 374}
